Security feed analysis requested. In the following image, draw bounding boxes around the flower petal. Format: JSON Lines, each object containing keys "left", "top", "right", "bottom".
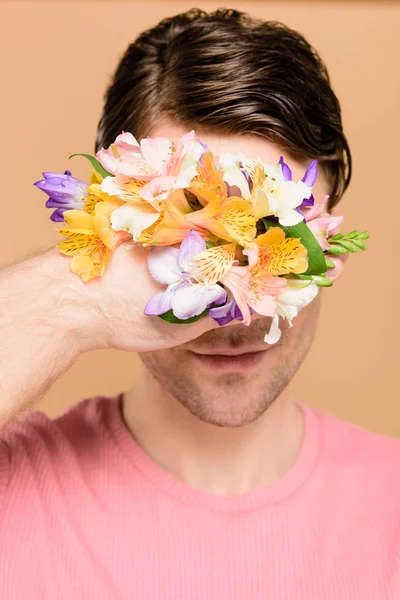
{"left": 221, "top": 266, "right": 252, "bottom": 325}
{"left": 110, "top": 204, "right": 160, "bottom": 240}
{"left": 171, "top": 132, "right": 206, "bottom": 188}
{"left": 279, "top": 156, "right": 292, "bottom": 182}
{"left": 209, "top": 299, "right": 236, "bottom": 326}
{"left": 95, "top": 132, "right": 140, "bottom": 175}
{"left": 93, "top": 214, "right": 115, "bottom": 250}
{"left": 256, "top": 228, "right": 308, "bottom": 275}
{"left": 218, "top": 153, "right": 251, "bottom": 198}
{"left": 171, "top": 283, "right": 226, "bottom": 320}
{"left": 144, "top": 288, "right": 174, "bottom": 316}
{"left": 140, "top": 137, "right": 173, "bottom": 175}
{"left": 191, "top": 243, "right": 236, "bottom": 285}
{"left": 147, "top": 246, "right": 181, "bottom": 284}
{"left": 264, "top": 314, "right": 282, "bottom": 345}
{"left": 58, "top": 233, "right": 96, "bottom": 256}
{"left": 303, "top": 195, "right": 329, "bottom": 222}
{"left": 140, "top": 176, "right": 176, "bottom": 205}
{"left": 276, "top": 208, "right": 304, "bottom": 227}
{"left": 63, "top": 210, "right": 95, "bottom": 231}
{"left": 101, "top": 175, "right": 145, "bottom": 203}
{"left": 178, "top": 231, "right": 206, "bottom": 272}
{"left": 276, "top": 280, "right": 319, "bottom": 324}
{"left": 50, "top": 208, "right": 66, "bottom": 222}
{"left": 302, "top": 159, "right": 318, "bottom": 187}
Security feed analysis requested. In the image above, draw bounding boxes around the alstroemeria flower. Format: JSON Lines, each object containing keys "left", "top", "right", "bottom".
{"left": 218, "top": 154, "right": 315, "bottom": 226}
{"left": 94, "top": 131, "right": 141, "bottom": 176}
{"left": 144, "top": 231, "right": 227, "bottom": 320}
{"left": 217, "top": 153, "right": 252, "bottom": 198}
{"left": 34, "top": 170, "right": 88, "bottom": 222}
{"left": 97, "top": 130, "right": 206, "bottom": 208}
{"left": 214, "top": 154, "right": 271, "bottom": 222}
{"left": 279, "top": 156, "right": 317, "bottom": 209}
{"left": 143, "top": 152, "right": 257, "bottom": 248}
{"left": 217, "top": 156, "right": 272, "bottom": 221}
{"left": 261, "top": 161, "right": 314, "bottom": 226}
{"left": 57, "top": 208, "right": 127, "bottom": 281}
{"left": 208, "top": 294, "right": 251, "bottom": 326}
{"left": 264, "top": 280, "right": 319, "bottom": 344}
{"left": 220, "top": 227, "right": 308, "bottom": 325}
{"left": 302, "top": 195, "right": 343, "bottom": 250}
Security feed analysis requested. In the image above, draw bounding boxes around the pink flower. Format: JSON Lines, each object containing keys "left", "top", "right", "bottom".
{"left": 96, "top": 130, "right": 206, "bottom": 206}
{"left": 95, "top": 132, "right": 141, "bottom": 176}
{"left": 302, "top": 195, "right": 343, "bottom": 251}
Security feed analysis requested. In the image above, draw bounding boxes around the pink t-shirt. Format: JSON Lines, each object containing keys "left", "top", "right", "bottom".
{"left": 1, "top": 395, "right": 400, "bottom": 599}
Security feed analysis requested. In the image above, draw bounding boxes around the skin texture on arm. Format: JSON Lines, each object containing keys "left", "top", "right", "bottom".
{"left": 0, "top": 249, "right": 101, "bottom": 427}
{"left": 0, "top": 244, "right": 219, "bottom": 429}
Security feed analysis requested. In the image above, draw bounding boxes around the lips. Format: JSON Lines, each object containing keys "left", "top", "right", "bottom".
{"left": 191, "top": 346, "right": 268, "bottom": 356}
{"left": 189, "top": 348, "right": 269, "bottom": 370}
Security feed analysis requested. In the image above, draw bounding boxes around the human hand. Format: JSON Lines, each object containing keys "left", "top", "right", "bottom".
{"left": 80, "top": 242, "right": 223, "bottom": 353}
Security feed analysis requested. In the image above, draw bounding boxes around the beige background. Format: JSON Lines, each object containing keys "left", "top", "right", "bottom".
{"left": 1, "top": 0, "right": 399, "bottom": 435}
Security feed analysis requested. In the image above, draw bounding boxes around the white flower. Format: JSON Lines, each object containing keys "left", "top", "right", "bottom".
{"left": 264, "top": 280, "right": 319, "bottom": 344}
{"left": 262, "top": 162, "right": 312, "bottom": 227}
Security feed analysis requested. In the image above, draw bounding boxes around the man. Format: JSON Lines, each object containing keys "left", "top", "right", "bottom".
{"left": 1, "top": 8, "right": 399, "bottom": 599}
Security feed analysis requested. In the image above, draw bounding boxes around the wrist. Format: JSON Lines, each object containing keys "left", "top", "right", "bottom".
{"left": 38, "top": 249, "right": 108, "bottom": 354}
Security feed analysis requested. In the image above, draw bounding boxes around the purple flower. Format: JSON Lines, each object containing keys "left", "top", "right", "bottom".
{"left": 277, "top": 156, "right": 316, "bottom": 221}
{"left": 302, "top": 159, "right": 318, "bottom": 187}
{"left": 144, "top": 231, "right": 227, "bottom": 320}
{"left": 34, "top": 170, "right": 88, "bottom": 222}
{"left": 209, "top": 296, "right": 254, "bottom": 326}
{"left": 279, "top": 156, "right": 292, "bottom": 182}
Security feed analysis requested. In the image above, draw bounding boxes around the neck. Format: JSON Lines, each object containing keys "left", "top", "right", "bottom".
{"left": 122, "top": 365, "right": 304, "bottom": 496}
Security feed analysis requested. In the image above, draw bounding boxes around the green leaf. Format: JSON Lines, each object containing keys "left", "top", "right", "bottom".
{"left": 159, "top": 308, "right": 210, "bottom": 325}
{"left": 339, "top": 240, "right": 359, "bottom": 253}
{"left": 68, "top": 153, "right": 112, "bottom": 179}
{"left": 347, "top": 230, "right": 359, "bottom": 239}
{"left": 325, "top": 258, "right": 336, "bottom": 269}
{"left": 263, "top": 218, "right": 327, "bottom": 276}
{"left": 312, "top": 275, "right": 333, "bottom": 287}
{"left": 329, "top": 233, "right": 344, "bottom": 242}
{"left": 327, "top": 244, "right": 348, "bottom": 256}
{"left": 352, "top": 240, "right": 367, "bottom": 251}
{"left": 295, "top": 274, "right": 313, "bottom": 280}
{"left": 357, "top": 231, "right": 369, "bottom": 240}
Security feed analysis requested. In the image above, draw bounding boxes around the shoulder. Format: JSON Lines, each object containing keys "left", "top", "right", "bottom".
{"left": 309, "top": 402, "right": 400, "bottom": 493}
{"left": 0, "top": 395, "right": 120, "bottom": 501}
{"left": 1, "top": 395, "right": 117, "bottom": 451}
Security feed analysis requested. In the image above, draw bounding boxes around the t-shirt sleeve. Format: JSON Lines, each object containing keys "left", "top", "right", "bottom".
{"left": 0, "top": 410, "right": 64, "bottom": 516}
{"left": 0, "top": 398, "right": 104, "bottom": 518}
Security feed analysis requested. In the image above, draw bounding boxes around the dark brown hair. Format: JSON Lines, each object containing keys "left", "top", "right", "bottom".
{"left": 95, "top": 8, "right": 351, "bottom": 208}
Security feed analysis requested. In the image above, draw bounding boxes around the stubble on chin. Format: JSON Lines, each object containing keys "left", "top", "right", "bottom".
{"left": 139, "top": 300, "right": 320, "bottom": 427}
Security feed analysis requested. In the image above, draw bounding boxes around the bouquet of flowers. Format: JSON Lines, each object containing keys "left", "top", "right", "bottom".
{"left": 34, "top": 131, "right": 368, "bottom": 343}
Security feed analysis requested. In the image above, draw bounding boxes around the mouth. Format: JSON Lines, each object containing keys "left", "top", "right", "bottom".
{"left": 189, "top": 347, "right": 270, "bottom": 371}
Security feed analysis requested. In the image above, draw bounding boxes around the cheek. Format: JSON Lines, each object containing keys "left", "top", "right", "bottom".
{"left": 280, "top": 293, "right": 321, "bottom": 348}
{"left": 139, "top": 348, "right": 185, "bottom": 372}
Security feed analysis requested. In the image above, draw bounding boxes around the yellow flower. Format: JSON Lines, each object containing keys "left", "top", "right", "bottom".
{"left": 191, "top": 243, "right": 237, "bottom": 286}
{"left": 83, "top": 170, "right": 124, "bottom": 217}
{"left": 221, "top": 227, "right": 308, "bottom": 324}
{"left": 254, "top": 227, "right": 308, "bottom": 276}
{"left": 57, "top": 209, "right": 118, "bottom": 282}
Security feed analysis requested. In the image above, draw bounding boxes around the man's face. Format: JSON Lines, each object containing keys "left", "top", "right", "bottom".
{"left": 139, "top": 124, "right": 328, "bottom": 427}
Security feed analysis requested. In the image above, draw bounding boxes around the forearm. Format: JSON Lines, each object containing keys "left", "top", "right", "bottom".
{"left": 0, "top": 249, "right": 97, "bottom": 427}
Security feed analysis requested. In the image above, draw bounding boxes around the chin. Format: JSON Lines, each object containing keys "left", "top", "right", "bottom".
{"left": 175, "top": 378, "right": 279, "bottom": 428}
